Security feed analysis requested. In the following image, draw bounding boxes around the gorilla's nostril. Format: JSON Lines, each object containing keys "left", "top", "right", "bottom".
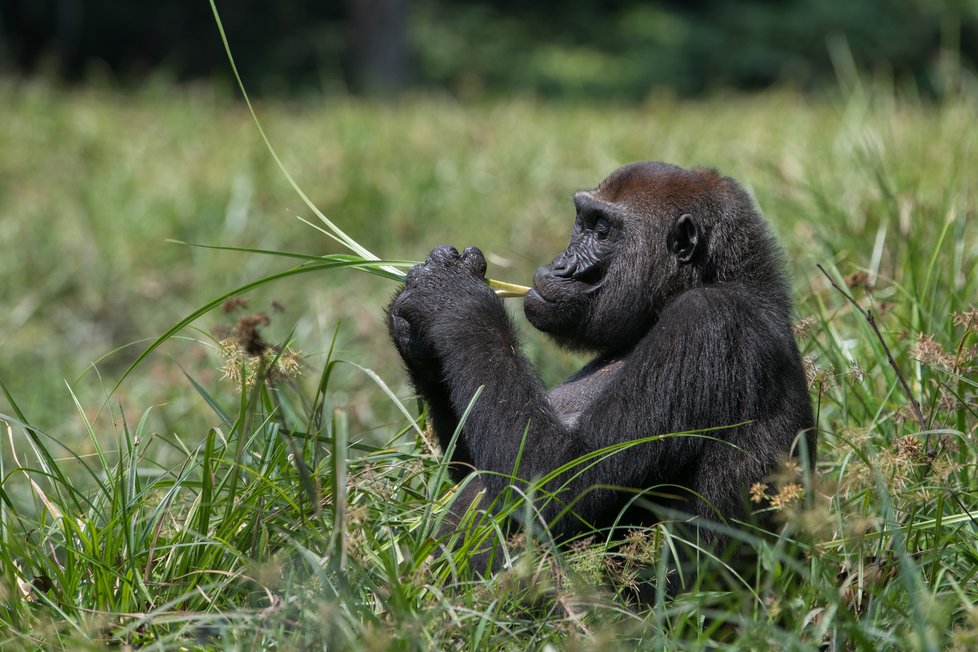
{"left": 550, "top": 254, "right": 577, "bottom": 278}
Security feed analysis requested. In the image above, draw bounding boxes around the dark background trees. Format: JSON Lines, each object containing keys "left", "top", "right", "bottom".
{"left": 2, "top": 0, "right": 975, "bottom": 97}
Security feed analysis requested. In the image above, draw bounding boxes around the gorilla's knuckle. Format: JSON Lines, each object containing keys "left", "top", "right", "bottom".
{"left": 404, "top": 264, "right": 425, "bottom": 284}
{"left": 461, "top": 246, "right": 487, "bottom": 276}
{"left": 392, "top": 286, "right": 418, "bottom": 310}
{"left": 430, "top": 244, "right": 460, "bottom": 262}
{"left": 387, "top": 301, "right": 407, "bottom": 325}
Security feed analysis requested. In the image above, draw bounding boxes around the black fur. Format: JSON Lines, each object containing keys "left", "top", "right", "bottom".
{"left": 387, "top": 161, "right": 815, "bottom": 586}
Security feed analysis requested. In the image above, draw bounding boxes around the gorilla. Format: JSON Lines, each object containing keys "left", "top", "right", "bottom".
{"left": 387, "top": 161, "right": 814, "bottom": 588}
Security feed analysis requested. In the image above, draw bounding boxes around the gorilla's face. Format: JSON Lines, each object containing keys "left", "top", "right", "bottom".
{"left": 524, "top": 162, "right": 710, "bottom": 354}
{"left": 524, "top": 192, "right": 626, "bottom": 350}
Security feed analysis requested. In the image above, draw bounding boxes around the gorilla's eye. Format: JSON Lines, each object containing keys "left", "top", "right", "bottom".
{"left": 593, "top": 217, "right": 610, "bottom": 239}
{"left": 580, "top": 212, "right": 611, "bottom": 239}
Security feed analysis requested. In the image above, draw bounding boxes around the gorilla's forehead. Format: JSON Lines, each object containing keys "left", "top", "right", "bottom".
{"left": 587, "top": 161, "right": 723, "bottom": 211}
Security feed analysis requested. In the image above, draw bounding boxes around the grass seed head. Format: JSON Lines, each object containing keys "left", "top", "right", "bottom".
{"left": 911, "top": 333, "right": 954, "bottom": 369}
{"left": 216, "top": 311, "right": 303, "bottom": 386}
{"left": 952, "top": 306, "right": 978, "bottom": 332}
{"left": 792, "top": 316, "right": 818, "bottom": 339}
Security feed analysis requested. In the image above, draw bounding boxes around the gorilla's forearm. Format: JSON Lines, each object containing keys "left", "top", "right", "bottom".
{"left": 413, "top": 376, "right": 476, "bottom": 476}
{"left": 427, "top": 302, "right": 578, "bottom": 488}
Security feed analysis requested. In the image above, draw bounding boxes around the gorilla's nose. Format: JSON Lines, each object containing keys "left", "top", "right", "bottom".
{"left": 550, "top": 252, "right": 577, "bottom": 279}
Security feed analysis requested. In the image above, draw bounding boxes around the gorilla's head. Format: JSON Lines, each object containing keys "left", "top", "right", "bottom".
{"left": 524, "top": 161, "right": 785, "bottom": 353}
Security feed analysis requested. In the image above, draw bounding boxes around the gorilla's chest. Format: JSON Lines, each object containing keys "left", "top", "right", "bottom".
{"left": 548, "top": 358, "right": 625, "bottom": 429}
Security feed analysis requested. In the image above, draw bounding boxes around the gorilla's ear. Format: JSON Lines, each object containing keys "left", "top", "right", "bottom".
{"left": 669, "top": 213, "right": 701, "bottom": 264}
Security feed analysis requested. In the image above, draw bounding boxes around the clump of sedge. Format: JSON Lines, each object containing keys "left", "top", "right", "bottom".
{"left": 213, "top": 298, "right": 302, "bottom": 387}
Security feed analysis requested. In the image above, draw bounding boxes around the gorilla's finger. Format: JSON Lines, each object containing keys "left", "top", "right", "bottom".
{"left": 390, "top": 290, "right": 423, "bottom": 323}
{"left": 461, "top": 246, "right": 487, "bottom": 277}
{"left": 428, "top": 245, "right": 460, "bottom": 264}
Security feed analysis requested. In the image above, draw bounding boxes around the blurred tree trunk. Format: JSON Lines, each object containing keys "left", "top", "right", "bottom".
{"left": 56, "top": 0, "right": 83, "bottom": 69}
{"left": 348, "top": 0, "right": 410, "bottom": 95}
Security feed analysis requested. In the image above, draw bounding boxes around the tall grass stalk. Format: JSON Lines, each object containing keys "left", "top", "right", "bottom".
{"left": 206, "top": 0, "right": 530, "bottom": 300}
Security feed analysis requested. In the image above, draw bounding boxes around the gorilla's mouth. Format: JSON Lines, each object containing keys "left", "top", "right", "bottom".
{"left": 526, "top": 287, "right": 544, "bottom": 302}
{"left": 524, "top": 279, "right": 600, "bottom": 338}
{"left": 529, "top": 276, "right": 602, "bottom": 306}
{"left": 526, "top": 285, "right": 564, "bottom": 307}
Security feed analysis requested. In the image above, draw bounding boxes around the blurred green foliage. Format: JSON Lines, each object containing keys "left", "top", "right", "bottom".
{"left": 414, "top": 0, "right": 978, "bottom": 98}
{"left": 1, "top": 74, "right": 976, "bottom": 440}
{"left": 2, "top": 0, "right": 976, "bottom": 97}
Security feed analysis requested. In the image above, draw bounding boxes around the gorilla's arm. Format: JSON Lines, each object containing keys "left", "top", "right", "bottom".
{"left": 390, "top": 246, "right": 565, "bottom": 487}
{"left": 387, "top": 309, "right": 475, "bottom": 477}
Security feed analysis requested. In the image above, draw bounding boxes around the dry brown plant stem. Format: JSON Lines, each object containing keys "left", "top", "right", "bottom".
{"left": 816, "top": 264, "right": 927, "bottom": 429}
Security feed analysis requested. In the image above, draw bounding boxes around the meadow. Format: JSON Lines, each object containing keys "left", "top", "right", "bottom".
{"left": 0, "top": 75, "right": 976, "bottom": 649}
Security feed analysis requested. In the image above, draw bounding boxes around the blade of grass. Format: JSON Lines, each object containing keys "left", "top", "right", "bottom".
{"left": 113, "top": 257, "right": 398, "bottom": 392}
{"left": 207, "top": 2, "right": 531, "bottom": 298}
{"left": 328, "top": 407, "right": 349, "bottom": 574}
{"left": 208, "top": 0, "right": 398, "bottom": 275}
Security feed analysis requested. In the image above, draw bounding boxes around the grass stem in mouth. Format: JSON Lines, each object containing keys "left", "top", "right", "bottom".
{"left": 487, "top": 278, "right": 531, "bottom": 298}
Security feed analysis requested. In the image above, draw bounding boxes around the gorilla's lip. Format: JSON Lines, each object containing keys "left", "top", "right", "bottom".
{"left": 528, "top": 279, "right": 602, "bottom": 305}
{"left": 526, "top": 286, "right": 566, "bottom": 306}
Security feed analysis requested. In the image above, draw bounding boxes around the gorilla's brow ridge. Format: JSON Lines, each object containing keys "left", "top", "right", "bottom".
{"left": 573, "top": 191, "right": 619, "bottom": 215}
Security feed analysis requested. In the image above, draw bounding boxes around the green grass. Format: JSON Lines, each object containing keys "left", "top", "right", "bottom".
{"left": 0, "top": 75, "right": 976, "bottom": 649}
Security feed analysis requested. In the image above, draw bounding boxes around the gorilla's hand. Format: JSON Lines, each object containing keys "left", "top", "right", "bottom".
{"left": 390, "top": 245, "right": 498, "bottom": 338}
{"left": 387, "top": 245, "right": 500, "bottom": 469}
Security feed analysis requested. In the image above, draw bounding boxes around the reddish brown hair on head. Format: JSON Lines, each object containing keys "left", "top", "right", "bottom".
{"left": 592, "top": 161, "right": 724, "bottom": 213}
